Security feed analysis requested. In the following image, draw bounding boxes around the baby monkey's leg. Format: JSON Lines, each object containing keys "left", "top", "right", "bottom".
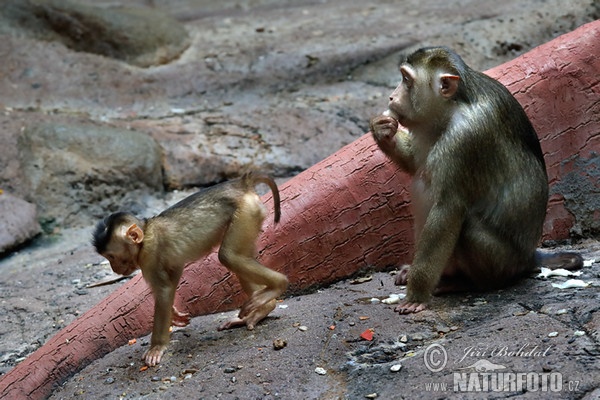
{"left": 218, "top": 193, "right": 288, "bottom": 330}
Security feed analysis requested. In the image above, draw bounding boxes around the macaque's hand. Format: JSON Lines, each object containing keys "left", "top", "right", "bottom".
{"left": 144, "top": 344, "right": 168, "bottom": 367}
{"left": 171, "top": 305, "right": 190, "bottom": 327}
{"left": 394, "top": 301, "right": 427, "bottom": 314}
{"left": 370, "top": 114, "right": 398, "bottom": 140}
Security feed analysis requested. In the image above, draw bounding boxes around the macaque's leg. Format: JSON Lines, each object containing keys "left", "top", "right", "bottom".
{"left": 218, "top": 194, "right": 288, "bottom": 330}
{"left": 171, "top": 305, "right": 190, "bottom": 327}
{"left": 144, "top": 279, "right": 179, "bottom": 366}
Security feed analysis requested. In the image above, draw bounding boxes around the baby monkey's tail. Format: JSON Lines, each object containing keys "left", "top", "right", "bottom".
{"left": 242, "top": 172, "right": 281, "bottom": 223}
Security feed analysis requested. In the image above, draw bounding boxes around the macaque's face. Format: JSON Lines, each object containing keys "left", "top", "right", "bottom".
{"left": 102, "top": 238, "right": 140, "bottom": 276}
{"left": 388, "top": 65, "right": 417, "bottom": 127}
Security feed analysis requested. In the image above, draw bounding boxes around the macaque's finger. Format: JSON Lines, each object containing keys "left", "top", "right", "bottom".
{"left": 370, "top": 116, "right": 398, "bottom": 140}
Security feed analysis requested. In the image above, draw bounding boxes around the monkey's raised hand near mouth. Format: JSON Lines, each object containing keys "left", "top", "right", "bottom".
{"left": 370, "top": 46, "right": 582, "bottom": 315}
{"left": 92, "top": 173, "right": 288, "bottom": 366}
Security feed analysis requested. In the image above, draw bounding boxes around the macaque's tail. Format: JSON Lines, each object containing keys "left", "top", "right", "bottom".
{"left": 243, "top": 172, "right": 281, "bottom": 223}
{"left": 535, "top": 250, "right": 583, "bottom": 271}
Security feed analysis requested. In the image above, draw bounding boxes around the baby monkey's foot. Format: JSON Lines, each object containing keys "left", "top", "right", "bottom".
{"left": 143, "top": 344, "right": 167, "bottom": 367}
{"left": 217, "top": 299, "right": 277, "bottom": 331}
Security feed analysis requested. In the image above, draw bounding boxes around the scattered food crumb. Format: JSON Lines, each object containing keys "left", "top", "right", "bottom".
{"left": 381, "top": 293, "right": 406, "bottom": 304}
{"left": 315, "top": 367, "right": 327, "bottom": 375}
{"left": 551, "top": 279, "right": 590, "bottom": 289}
{"left": 583, "top": 259, "right": 595, "bottom": 267}
{"left": 538, "top": 267, "right": 582, "bottom": 278}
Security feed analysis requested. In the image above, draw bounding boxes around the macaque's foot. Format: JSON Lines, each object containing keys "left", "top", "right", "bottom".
{"left": 394, "top": 264, "right": 410, "bottom": 286}
{"left": 143, "top": 344, "right": 168, "bottom": 367}
{"left": 239, "top": 287, "right": 282, "bottom": 319}
{"left": 171, "top": 306, "right": 190, "bottom": 327}
{"left": 394, "top": 300, "right": 427, "bottom": 314}
{"left": 217, "top": 299, "right": 277, "bottom": 331}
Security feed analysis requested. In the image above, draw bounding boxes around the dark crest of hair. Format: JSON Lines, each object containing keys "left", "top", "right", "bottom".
{"left": 92, "top": 212, "right": 131, "bottom": 254}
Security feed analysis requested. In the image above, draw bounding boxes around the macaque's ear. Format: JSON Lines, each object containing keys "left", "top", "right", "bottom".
{"left": 439, "top": 74, "right": 460, "bottom": 98}
{"left": 126, "top": 224, "right": 144, "bottom": 244}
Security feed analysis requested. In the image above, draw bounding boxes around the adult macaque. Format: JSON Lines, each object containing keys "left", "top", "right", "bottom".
{"left": 92, "top": 173, "right": 288, "bottom": 366}
{"left": 370, "top": 46, "right": 582, "bottom": 314}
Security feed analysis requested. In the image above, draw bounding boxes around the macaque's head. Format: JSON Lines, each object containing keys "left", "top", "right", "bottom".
{"left": 92, "top": 212, "right": 145, "bottom": 276}
{"left": 388, "top": 46, "right": 463, "bottom": 128}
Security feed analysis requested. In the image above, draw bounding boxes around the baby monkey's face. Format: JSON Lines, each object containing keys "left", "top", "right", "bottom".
{"left": 102, "top": 240, "right": 140, "bottom": 276}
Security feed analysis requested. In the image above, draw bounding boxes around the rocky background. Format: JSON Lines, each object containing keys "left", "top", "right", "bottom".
{"left": 0, "top": 0, "right": 598, "bottom": 251}
{"left": 0, "top": 0, "right": 599, "bottom": 392}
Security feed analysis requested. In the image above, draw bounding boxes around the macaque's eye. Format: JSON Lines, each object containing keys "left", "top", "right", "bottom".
{"left": 401, "top": 71, "right": 412, "bottom": 88}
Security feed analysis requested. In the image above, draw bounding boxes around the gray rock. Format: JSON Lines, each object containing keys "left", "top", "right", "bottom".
{"left": 17, "top": 123, "right": 163, "bottom": 228}
{"left": 0, "top": 192, "right": 41, "bottom": 254}
{"left": 0, "top": 0, "right": 190, "bottom": 67}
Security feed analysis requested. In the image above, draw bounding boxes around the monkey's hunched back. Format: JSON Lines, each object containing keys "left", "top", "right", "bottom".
{"left": 154, "top": 173, "right": 280, "bottom": 227}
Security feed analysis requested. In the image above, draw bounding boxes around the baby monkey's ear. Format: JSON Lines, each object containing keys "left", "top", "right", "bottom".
{"left": 126, "top": 224, "right": 144, "bottom": 244}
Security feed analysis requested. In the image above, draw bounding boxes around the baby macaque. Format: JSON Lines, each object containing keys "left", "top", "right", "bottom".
{"left": 92, "top": 173, "right": 288, "bottom": 366}
{"left": 370, "top": 46, "right": 582, "bottom": 314}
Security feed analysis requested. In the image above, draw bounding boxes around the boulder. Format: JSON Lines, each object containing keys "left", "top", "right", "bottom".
{"left": 0, "top": 0, "right": 190, "bottom": 67}
{"left": 17, "top": 123, "right": 164, "bottom": 229}
{"left": 0, "top": 192, "right": 41, "bottom": 254}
